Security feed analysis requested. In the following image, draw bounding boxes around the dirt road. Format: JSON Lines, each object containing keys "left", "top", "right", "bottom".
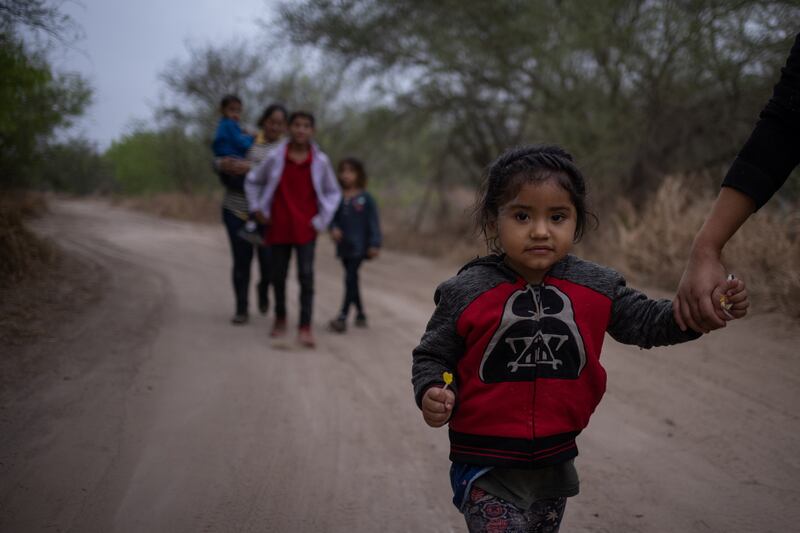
{"left": 1, "top": 199, "right": 798, "bottom": 532}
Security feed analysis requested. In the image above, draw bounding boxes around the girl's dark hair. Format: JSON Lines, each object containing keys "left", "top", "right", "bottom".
{"left": 337, "top": 157, "right": 367, "bottom": 188}
{"left": 220, "top": 94, "right": 242, "bottom": 111}
{"left": 257, "top": 103, "right": 288, "bottom": 128}
{"left": 289, "top": 110, "right": 315, "bottom": 127}
{"left": 476, "top": 144, "right": 597, "bottom": 253}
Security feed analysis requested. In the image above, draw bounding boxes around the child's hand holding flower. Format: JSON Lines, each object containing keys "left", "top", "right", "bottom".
{"left": 711, "top": 275, "right": 749, "bottom": 324}
{"left": 422, "top": 385, "right": 455, "bottom": 428}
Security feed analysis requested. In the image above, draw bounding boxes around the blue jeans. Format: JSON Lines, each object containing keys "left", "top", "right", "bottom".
{"left": 222, "top": 208, "right": 271, "bottom": 315}
{"left": 339, "top": 257, "right": 364, "bottom": 319}
{"left": 270, "top": 241, "right": 316, "bottom": 327}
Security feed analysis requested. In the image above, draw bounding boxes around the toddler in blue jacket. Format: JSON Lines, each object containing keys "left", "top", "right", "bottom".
{"left": 213, "top": 94, "right": 261, "bottom": 244}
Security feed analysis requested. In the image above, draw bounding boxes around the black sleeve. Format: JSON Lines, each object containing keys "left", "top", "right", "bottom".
{"left": 607, "top": 277, "right": 701, "bottom": 348}
{"left": 722, "top": 33, "right": 800, "bottom": 209}
{"left": 411, "top": 279, "right": 465, "bottom": 408}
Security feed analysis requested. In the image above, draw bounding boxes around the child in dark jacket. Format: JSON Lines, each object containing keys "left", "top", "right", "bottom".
{"left": 411, "top": 145, "right": 749, "bottom": 532}
{"left": 328, "top": 158, "right": 382, "bottom": 332}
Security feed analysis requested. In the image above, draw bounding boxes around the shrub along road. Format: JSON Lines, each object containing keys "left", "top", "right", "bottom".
{"left": 1, "top": 199, "right": 798, "bottom": 532}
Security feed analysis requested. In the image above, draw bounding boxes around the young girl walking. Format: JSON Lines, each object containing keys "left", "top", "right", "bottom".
{"left": 411, "top": 145, "right": 748, "bottom": 532}
{"left": 328, "top": 158, "right": 382, "bottom": 333}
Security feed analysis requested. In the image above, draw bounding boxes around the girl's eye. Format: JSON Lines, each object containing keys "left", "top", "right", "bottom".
{"left": 514, "top": 212, "right": 529, "bottom": 222}
{"left": 551, "top": 213, "right": 567, "bottom": 222}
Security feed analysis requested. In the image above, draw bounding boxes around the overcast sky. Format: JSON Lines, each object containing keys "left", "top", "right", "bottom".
{"left": 55, "top": 0, "right": 277, "bottom": 148}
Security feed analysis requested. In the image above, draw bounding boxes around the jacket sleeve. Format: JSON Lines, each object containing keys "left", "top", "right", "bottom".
{"left": 607, "top": 277, "right": 701, "bottom": 348}
{"left": 722, "top": 32, "right": 800, "bottom": 209}
{"left": 228, "top": 120, "right": 255, "bottom": 155}
{"left": 245, "top": 156, "right": 272, "bottom": 214}
{"left": 411, "top": 278, "right": 465, "bottom": 408}
{"left": 329, "top": 200, "right": 343, "bottom": 230}
{"left": 365, "top": 193, "right": 382, "bottom": 249}
{"left": 312, "top": 157, "right": 342, "bottom": 231}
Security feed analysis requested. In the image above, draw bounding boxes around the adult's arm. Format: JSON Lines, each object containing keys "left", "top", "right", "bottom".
{"left": 217, "top": 157, "right": 251, "bottom": 175}
{"left": 674, "top": 32, "right": 800, "bottom": 332}
{"left": 722, "top": 33, "right": 800, "bottom": 209}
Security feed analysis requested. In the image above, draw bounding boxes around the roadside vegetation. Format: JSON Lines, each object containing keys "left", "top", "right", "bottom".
{"left": 2, "top": 0, "right": 798, "bottom": 315}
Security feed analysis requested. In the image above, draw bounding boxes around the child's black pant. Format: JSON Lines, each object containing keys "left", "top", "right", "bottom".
{"left": 270, "top": 241, "right": 316, "bottom": 327}
{"left": 339, "top": 256, "right": 364, "bottom": 318}
{"left": 222, "top": 208, "right": 270, "bottom": 315}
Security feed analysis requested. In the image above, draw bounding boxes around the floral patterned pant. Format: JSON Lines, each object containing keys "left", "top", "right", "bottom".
{"left": 462, "top": 486, "right": 567, "bottom": 533}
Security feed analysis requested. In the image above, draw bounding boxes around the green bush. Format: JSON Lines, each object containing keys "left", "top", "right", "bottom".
{"left": 104, "top": 127, "right": 217, "bottom": 194}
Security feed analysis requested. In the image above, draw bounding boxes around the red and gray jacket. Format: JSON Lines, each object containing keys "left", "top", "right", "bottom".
{"left": 412, "top": 255, "right": 700, "bottom": 469}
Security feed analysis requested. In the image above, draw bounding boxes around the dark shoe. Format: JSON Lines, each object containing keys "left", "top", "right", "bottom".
{"left": 328, "top": 318, "right": 346, "bottom": 333}
{"left": 231, "top": 313, "right": 249, "bottom": 325}
{"left": 298, "top": 325, "right": 316, "bottom": 348}
{"left": 355, "top": 315, "right": 368, "bottom": 328}
{"left": 270, "top": 317, "right": 287, "bottom": 338}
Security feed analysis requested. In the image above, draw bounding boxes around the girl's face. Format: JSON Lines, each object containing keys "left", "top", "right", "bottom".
{"left": 338, "top": 164, "right": 359, "bottom": 189}
{"left": 261, "top": 111, "right": 287, "bottom": 143}
{"left": 495, "top": 178, "right": 577, "bottom": 284}
{"left": 289, "top": 117, "right": 314, "bottom": 145}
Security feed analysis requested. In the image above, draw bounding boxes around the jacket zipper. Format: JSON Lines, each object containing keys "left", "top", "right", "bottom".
{"left": 530, "top": 280, "right": 545, "bottom": 444}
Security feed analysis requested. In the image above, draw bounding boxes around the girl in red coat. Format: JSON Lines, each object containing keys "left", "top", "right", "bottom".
{"left": 412, "top": 145, "right": 749, "bottom": 532}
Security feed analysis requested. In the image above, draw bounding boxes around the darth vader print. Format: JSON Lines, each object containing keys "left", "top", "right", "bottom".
{"left": 479, "top": 285, "right": 586, "bottom": 382}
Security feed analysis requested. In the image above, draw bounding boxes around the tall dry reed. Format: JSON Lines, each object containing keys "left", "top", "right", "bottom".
{"left": 601, "top": 176, "right": 800, "bottom": 317}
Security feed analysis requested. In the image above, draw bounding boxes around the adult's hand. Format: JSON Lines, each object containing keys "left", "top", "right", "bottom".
{"left": 219, "top": 157, "right": 251, "bottom": 176}
{"left": 674, "top": 187, "right": 756, "bottom": 333}
{"left": 673, "top": 246, "right": 728, "bottom": 333}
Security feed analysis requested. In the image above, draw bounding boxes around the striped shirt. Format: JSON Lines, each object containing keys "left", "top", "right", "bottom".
{"left": 221, "top": 137, "right": 283, "bottom": 217}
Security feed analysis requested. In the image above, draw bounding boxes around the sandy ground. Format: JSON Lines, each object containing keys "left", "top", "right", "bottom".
{"left": 1, "top": 198, "right": 798, "bottom": 533}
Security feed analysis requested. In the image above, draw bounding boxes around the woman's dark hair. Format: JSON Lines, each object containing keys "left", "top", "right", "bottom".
{"left": 220, "top": 94, "right": 242, "bottom": 111}
{"left": 289, "top": 110, "right": 315, "bottom": 127}
{"left": 476, "top": 144, "right": 597, "bottom": 253}
{"left": 337, "top": 157, "right": 367, "bottom": 188}
{"left": 257, "top": 103, "right": 288, "bottom": 128}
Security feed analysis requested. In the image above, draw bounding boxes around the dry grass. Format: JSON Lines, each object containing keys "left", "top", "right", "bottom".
{"left": 113, "top": 191, "right": 222, "bottom": 224}
{"left": 381, "top": 202, "right": 482, "bottom": 264}
{"left": 115, "top": 183, "right": 799, "bottom": 317}
{"left": 384, "top": 176, "right": 800, "bottom": 317}
{"left": 0, "top": 191, "right": 59, "bottom": 288}
{"left": 596, "top": 176, "right": 800, "bottom": 317}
